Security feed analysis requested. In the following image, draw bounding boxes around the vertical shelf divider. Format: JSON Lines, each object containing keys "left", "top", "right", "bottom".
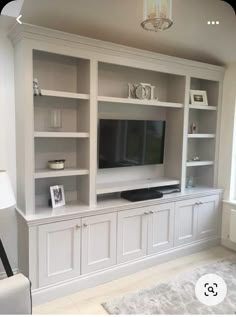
{"left": 181, "top": 76, "right": 191, "bottom": 192}
{"left": 89, "top": 59, "right": 98, "bottom": 206}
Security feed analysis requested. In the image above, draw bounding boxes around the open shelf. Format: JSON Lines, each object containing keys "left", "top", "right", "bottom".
{"left": 33, "top": 50, "right": 90, "bottom": 95}
{"left": 34, "top": 168, "right": 89, "bottom": 179}
{"left": 34, "top": 132, "right": 89, "bottom": 138}
{"left": 98, "top": 62, "right": 186, "bottom": 104}
{"left": 188, "top": 134, "right": 215, "bottom": 139}
{"left": 98, "top": 96, "right": 183, "bottom": 109}
{"left": 35, "top": 175, "right": 90, "bottom": 209}
{"left": 190, "top": 78, "right": 219, "bottom": 110}
{"left": 186, "top": 161, "right": 214, "bottom": 167}
{"left": 96, "top": 178, "right": 180, "bottom": 195}
{"left": 40, "top": 90, "right": 89, "bottom": 100}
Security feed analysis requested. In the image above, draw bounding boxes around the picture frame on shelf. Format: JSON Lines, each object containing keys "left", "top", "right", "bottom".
{"left": 50, "top": 185, "right": 66, "bottom": 208}
{"left": 190, "top": 90, "right": 208, "bottom": 106}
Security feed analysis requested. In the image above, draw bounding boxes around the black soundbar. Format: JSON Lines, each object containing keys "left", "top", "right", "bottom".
{"left": 121, "top": 188, "right": 163, "bottom": 202}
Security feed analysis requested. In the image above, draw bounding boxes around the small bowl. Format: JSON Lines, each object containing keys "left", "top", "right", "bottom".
{"left": 48, "top": 160, "right": 65, "bottom": 170}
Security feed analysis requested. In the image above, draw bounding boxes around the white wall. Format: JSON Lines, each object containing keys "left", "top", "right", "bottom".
{"left": 0, "top": 21, "right": 17, "bottom": 275}
{"left": 218, "top": 63, "right": 236, "bottom": 199}
{"left": 218, "top": 63, "right": 236, "bottom": 250}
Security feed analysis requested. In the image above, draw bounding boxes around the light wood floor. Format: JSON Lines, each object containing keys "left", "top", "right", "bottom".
{"left": 33, "top": 246, "right": 236, "bottom": 314}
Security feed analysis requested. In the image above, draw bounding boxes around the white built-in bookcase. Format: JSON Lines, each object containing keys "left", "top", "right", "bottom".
{"left": 11, "top": 25, "right": 224, "bottom": 217}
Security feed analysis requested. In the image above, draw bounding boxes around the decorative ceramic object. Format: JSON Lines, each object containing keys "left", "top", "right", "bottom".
{"left": 190, "top": 122, "right": 197, "bottom": 134}
{"left": 33, "top": 78, "right": 41, "bottom": 96}
{"left": 48, "top": 160, "right": 65, "bottom": 170}
{"left": 128, "top": 83, "right": 155, "bottom": 100}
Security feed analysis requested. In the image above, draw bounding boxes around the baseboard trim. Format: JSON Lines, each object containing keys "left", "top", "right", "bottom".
{"left": 221, "top": 238, "right": 236, "bottom": 252}
{"left": 32, "top": 237, "right": 220, "bottom": 306}
{"left": 0, "top": 268, "right": 19, "bottom": 280}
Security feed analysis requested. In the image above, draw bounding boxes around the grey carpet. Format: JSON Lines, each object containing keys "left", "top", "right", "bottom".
{"left": 102, "top": 259, "right": 236, "bottom": 314}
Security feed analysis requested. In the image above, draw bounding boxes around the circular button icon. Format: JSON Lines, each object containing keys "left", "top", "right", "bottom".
{"left": 195, "top": 274, "right": 227, "bottom": 306}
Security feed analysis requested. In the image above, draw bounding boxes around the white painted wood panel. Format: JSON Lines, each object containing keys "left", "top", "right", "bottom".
{"left": 188, "top": 134, "right": 216, "bottom": 139}
{"left": 97, "top": 96, "right": 183, "bottom": 108}
{"left": 186, "top": 161, "right": 214, "bottom": 167}
{"left": 148, "top": 203, "right": 175, "bottom": 254}
{"left": 197, "top": 195, "right": 220, "bottom": 239}
{"left": 40, "top": 89, "right": 89, "bottom": 100}
{"left": 34, "top": 168, "right": 89, "bottom": 179}
{"left": 174, "top": 199, "right": 198, "bottom": 246}
{"left": 38, "top": 219, "right": 81, "bottom": 287}
{"left": 117, "top": 207, "right": 148, "bottom": 263}
{"left": 189, "top": 105, "right": 217, "bottom": 111}
{"left": 81, "top": 213, "right": 117, "bottom": 274}
{"left": 34, "top": 132, "right": 89, "bottom": 138}
{"left": 96, "top": 178, "right": 180, "bottom": 195}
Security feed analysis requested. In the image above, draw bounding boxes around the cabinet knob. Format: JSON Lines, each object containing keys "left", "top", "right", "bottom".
{"left": 75, "top": 224, "right": 81, "bottom": 229}
{"left": 144, "top": 212, "right": 149, "bottom": 215}
{"left": 83, "top": 223, "right": 88, "bottom": 227}
{"left": 199, "top": 202, "right": 203, "bottom": 205}
{"left": 149, "top": 211, "right": 154, "bottom": 214}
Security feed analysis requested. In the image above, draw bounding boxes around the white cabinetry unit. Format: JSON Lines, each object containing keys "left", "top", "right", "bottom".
{"left": 117, "top": 207, "right": 148, "bottom": 263}
{"left": 38, "top": 219, "right": 81, "bottom": 287}
{"left": 148, "top": 203, "right": 175, "bottom": 254}
{"left": 81, "top": 213, "right": 117, "bottom": 274}
{"left": 197, "top": 195, "right": 220, "bottom": 239}
{"left": 174, "top": 199, "right": 198, "bottom": 246}
{"left": 118, "top": 203, "right": 175, "bottom": 263}
{"left": 11, "top": 25, "right": 224, "bottom": 305}
{"left": 174, "top": 195, "right": 220, "bottom": 247}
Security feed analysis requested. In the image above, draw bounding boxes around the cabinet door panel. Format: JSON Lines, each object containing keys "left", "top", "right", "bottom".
{"left": 117, "top": 208, "right": 148, "bottom": 263}
{"left": 38, "top": 219, "right": 81, "bottom": 287}
{"left": 197, "top": 195, "right": 220, "bottom": 239}
{"left": 81, "top": 213, "right": 117, "bottom": 274}
{"left": 148, "top": 203, "right": 174, "bottom": 254}
{"left": 174, "top": 199, "right": 197, "bottom": 246}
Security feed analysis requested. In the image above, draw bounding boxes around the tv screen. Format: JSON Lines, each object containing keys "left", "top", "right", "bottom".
{"left": 99, "top": 119, "right": 166, "bottom": 169}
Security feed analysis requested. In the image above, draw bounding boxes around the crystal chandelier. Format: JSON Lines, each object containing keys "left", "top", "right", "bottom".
{"left": 141, "top": 0, "right": 173, "bottom": 32}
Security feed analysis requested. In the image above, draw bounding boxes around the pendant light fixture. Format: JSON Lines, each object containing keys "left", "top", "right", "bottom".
{"left": 141, "top": 0, "right": 173, "bottom": 32}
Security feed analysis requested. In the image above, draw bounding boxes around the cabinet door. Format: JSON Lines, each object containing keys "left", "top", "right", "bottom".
{"left": 81, "top": 213, "right": 117, "bottom": 274}
{"left": 148, "top": 203, "right": 174, "bottom": 254}
{"left": 38, "top": 219, "right": 81, "bottom": 287}
{"left": 174, "top": 199, "right": 198, "bottom": 246}
{"left": 197, "top": 195, "right": 220, "bottom": 240}
{"left": 117, "top": 207, "right": 148, "bottom": 263}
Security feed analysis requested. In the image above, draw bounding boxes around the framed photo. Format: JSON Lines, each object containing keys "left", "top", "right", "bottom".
{"left": 190, "top": 90, "right": 208, "bottom": 106}
{"left": 50, "top": 185, "right": 65, "bottom": 208}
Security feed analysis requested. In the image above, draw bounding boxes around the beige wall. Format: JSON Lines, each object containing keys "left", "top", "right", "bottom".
{"left": 0, "top": 22, "right": 17, "bottom": 275}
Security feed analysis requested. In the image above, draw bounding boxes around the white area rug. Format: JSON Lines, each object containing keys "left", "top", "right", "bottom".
{"left": 102, "top": 259, "right": 236, "bottom": 314}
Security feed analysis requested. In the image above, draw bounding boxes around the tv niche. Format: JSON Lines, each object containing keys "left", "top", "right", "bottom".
{"left": 99, "top": 119, "right": 166, "bottom": 169}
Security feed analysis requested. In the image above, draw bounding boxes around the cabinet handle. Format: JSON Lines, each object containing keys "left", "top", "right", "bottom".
{"left": 144, "top": 212, "right": 149, "bottom": 215}
{"left": 149, "top": 211, "right": 154, "bottom": 214}
{"left": 199, "top": 202, "right": 203, "bottom": 205}
{"left": 195, "top": 202, "right": 199, "bottom": 206}
{"left": 75, "top": 224, "right": 81, "bottom": 229}
{"left": 83, "top": 223, "right": 88, "bottom": 227}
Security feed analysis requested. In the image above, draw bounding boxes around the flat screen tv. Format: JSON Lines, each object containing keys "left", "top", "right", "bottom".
{"left": 99, "top": 119, "right": 166, "bottom": 169}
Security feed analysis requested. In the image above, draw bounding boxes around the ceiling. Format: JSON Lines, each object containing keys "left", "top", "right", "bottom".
{"left": 20, "top": 0, "right": 235, "bottom": 66}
